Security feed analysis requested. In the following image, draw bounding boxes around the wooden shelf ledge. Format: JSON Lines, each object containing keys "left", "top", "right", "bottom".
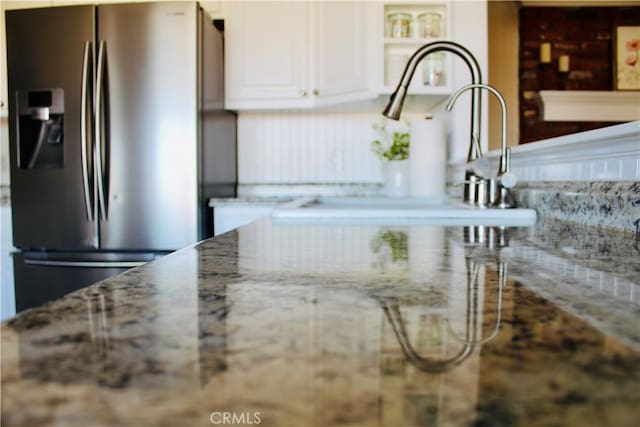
{"left": 539, "top": 90, "right": 640, "bottom": 122}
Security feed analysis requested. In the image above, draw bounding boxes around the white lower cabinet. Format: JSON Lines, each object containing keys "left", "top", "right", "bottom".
{"left": 0, "top": 205, "right": 16, "bottom": 320}
{"left": 224, "top": 1, "right": 373, "bottom": 110}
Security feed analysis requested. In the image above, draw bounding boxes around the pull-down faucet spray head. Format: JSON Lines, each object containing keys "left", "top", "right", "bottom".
{"left": 381, "top": 87, "right": 408, "bottom": 121}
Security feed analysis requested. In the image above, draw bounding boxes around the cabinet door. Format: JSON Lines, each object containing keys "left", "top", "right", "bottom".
{"left": 312, "top": 1, "right": 373, "bottom": 106}
{"left": 225, "top": 1, "right": 311, "bottom": 109}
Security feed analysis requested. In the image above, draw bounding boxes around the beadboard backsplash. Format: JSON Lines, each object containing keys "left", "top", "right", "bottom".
{"left": 238, "top": 111, "right": 432, "bottom": 184}
{"left": 239, "top": 112, "right": 376, "bottom": 183}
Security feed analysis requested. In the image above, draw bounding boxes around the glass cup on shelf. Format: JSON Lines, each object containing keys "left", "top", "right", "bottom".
{"left": 387, "top": 12, "right": 412, "bottom": 38}
{"left": 422, "top": 53, "right": 444, "bottom": 86}
{"left": 417, "top": 12, "right": 443, "bottom": 38}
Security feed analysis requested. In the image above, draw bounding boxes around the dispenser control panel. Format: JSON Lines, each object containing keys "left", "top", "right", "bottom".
{"left": 16, "top": 88, "right": 65, "bottom": 169}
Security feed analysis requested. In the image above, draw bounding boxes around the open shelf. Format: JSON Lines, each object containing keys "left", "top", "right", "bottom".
{"left": 539, "top": 90, "right": 640, "bottom": 122}
{"left": 381, "top": 2, "right": 451, "bottom": 95}
{"left": 383, "top": 37, "right": 444, "bottom": 45}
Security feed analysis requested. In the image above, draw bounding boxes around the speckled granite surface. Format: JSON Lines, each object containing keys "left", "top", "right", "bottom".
{"left": 2, "top": 218, "right": 639, "bottom": 427}
{"left": 208, "top": 196, "right": 296, "bottom": 208}
{"left": 514, "top": 181, "right": 640, "bottom": 234}
{"left": 237, "top": 183, "right": 383, "bottom": 198}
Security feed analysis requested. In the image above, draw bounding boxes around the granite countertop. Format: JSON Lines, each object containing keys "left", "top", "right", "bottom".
{"left": 208, "top": 196, "right": 296, "bottom": 208}
{"left": 2, "top": 217, "right": 639, "bottom": 426}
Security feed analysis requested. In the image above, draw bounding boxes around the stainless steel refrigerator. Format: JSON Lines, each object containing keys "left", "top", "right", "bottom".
{"left": 6, "top": 2, "right": 236, "bottom": 312}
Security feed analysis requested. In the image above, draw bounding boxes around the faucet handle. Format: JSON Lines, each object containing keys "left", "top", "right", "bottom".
{"left": 497, "top": 146, "right": 516, "bottom": 188}
{"left": 498, "top": 171, "right": 517, "bottom": 189}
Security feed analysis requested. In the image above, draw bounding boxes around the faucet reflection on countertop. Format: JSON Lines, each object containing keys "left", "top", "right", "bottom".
{"left": 378, "top": 225, "right": 509, "bottom": 374}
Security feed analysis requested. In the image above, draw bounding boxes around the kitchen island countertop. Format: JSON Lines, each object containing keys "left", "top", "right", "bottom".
{"left": 1, "top": 217, "right": 639, "bottom": 427}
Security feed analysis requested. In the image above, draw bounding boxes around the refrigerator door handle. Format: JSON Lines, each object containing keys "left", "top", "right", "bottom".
{"left": 24, "top": 259, "right": 147, "bottom": 268}
{"left": 81, "top": 40, "right": 94, "bottom": 222}
{"left": 95, "top": 40, "right": 108, "bottom": 221}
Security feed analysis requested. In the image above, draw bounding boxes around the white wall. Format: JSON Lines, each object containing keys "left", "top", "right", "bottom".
{"left": 488, "top": 0, "right": 519, "bottom": 150}
{"left": 449, "top": 0, "right": 489, "bottom": 161}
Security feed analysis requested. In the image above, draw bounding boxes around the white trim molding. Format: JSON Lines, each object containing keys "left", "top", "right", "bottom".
{"left": 448, "top": 121, "right": 640, "bottom": 182}
{"left": 539, "top": 91, "right": 640, "bottom": 122}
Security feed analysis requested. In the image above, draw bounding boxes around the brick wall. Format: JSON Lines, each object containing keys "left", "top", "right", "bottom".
{"left": 519, "top": 6, "right": 640, "bottom": 144}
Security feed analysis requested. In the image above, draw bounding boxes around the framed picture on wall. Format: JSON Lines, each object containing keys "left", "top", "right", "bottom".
{"left": 615, "top": 26, "right": 640, "bottom": 90}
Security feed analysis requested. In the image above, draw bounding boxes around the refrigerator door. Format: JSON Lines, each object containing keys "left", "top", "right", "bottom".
{"left": 6, "top": 6, "right": 97, "bottom": 250}
{"left": 97, "top": 2, "right": 199, "bottom": 251}
{"left": 13, "top": 251, "right": 161, "bottom": 313}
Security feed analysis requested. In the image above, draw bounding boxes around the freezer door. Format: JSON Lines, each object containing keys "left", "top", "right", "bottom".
{"left": 13, "top": 251, "right": 159, "bottom": 313}
{"left": 97, "top": 2, "right": 199, "bottom": 251}
{"left": 6, "top": 6, "right": 97, "bottom": 250}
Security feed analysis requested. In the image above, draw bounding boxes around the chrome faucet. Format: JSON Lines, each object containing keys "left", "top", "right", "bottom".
{"left": 446, "top": 83, "right": 517, "bottom": 208}
{"left": 382, "top": 41, "right": 484, "bottom": 204}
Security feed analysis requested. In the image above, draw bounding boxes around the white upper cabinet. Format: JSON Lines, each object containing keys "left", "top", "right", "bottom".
{"left": 311, "top": 1, "right": 370, "bottom": 106}
{"left": 224, "top": 1, "right": 373, "bottom": 110}
{"left": 224, "top": 1, "right": 310, "bottom": 109}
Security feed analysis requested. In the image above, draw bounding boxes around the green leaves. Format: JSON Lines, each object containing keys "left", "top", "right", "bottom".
{"left": 371, "top": 120, "right": 410, "bottom": 161}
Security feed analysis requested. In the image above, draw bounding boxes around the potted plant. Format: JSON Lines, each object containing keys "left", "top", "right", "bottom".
{"left": 371, "top": 119, "right": 410, "bottom": 197}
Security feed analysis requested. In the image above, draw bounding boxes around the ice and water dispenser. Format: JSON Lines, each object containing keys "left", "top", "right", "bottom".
{"left": 17, "top": 88, "right": 64, "bottom": 168}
